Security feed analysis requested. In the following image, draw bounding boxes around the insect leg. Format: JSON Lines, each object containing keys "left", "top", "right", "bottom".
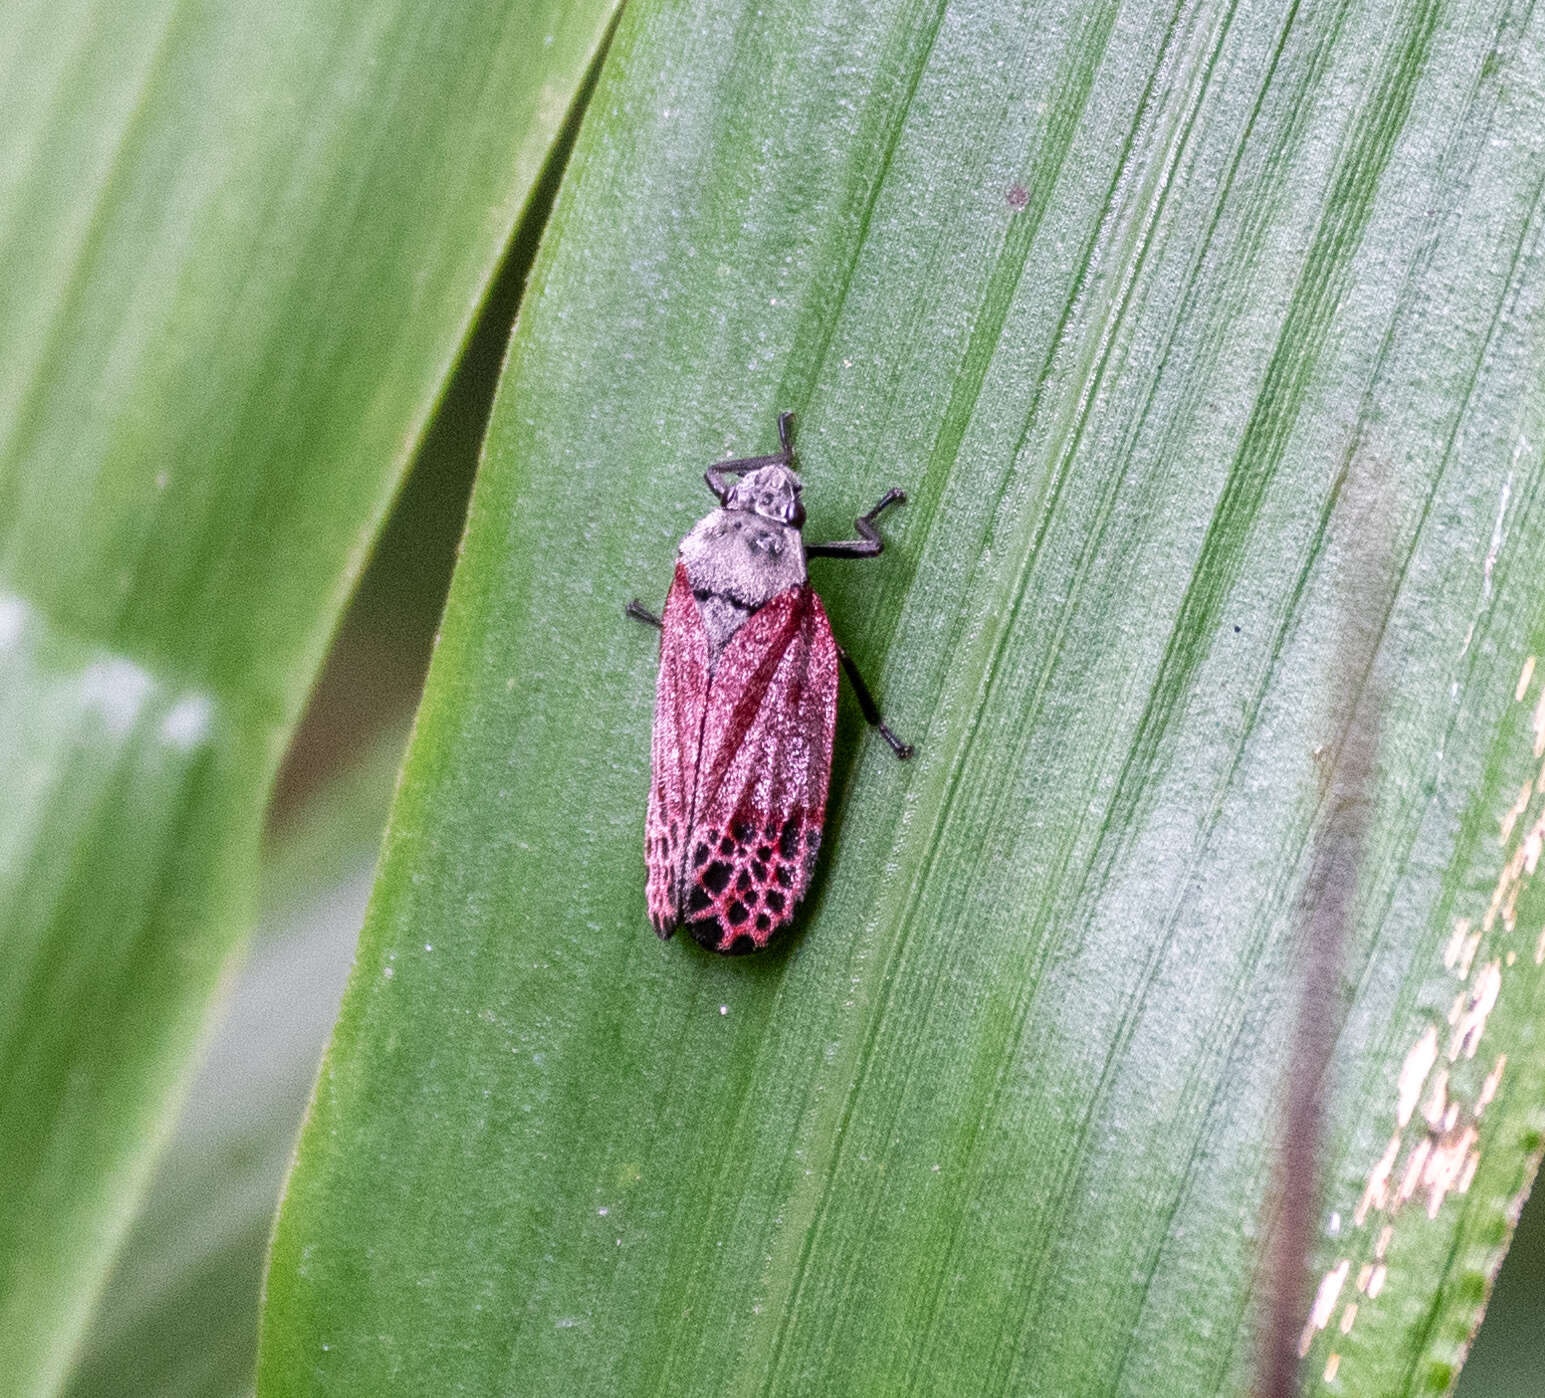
{"left": 625, "top": 599, "right": 663, "bottom": 629}
{"left": 703, "top": 411, "right": 798, "bottom": 501}
{"left": 834, "top": 642, "right": 913, "bottom": 759}
{"left": 805, "top": 488, "right": 906, "bottom": 559}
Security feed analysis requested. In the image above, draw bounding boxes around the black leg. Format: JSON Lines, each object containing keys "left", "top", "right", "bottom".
{"left": 835, "top": 642, "right": 913, "bottom": 759}
{"left": 625, "top": 599, "right": 663, "bottom": 629}
{"left": 704, "top": 412, "right": 798, "bottom": 501}
{"left": 806, "top": 488, "right": 906, "bottom": 560}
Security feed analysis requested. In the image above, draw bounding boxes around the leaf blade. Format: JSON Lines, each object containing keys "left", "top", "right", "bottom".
{"left": 263, "top": 1, "right": 1545, "bottom": 1394}
{"left": 0, "top": 2, "right": 619, "bottom": 1392}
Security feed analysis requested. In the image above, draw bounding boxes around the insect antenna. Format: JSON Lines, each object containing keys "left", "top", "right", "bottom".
{"left": 704, "top": 411, "right": 799, "bottom": 502}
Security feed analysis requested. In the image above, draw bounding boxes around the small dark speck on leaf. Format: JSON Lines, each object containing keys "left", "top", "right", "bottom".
{"left": 1006, "top": 184, "right": 1029, "bottom": 210}
{"left": 1234, "top": 625, "right": 1241, "bottom": 633}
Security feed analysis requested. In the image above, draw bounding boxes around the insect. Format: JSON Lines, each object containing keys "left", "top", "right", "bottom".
{"left": 626, "top": 411, "right": 911, "bottom": 954}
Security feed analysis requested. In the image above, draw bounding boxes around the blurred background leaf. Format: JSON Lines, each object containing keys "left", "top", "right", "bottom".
{"left": 55, "top": 153, "right": 554, "bottom": 1392}
{"left": 61, "top": 728, "right": 405, "bottom": 1398}
{"left": 1456, "top": 1184, "right": 1545, "bottom": 1397}
{"left": 0, "top": 1, "right": 619, "bottom": 1392}
{"left": 260, "top": 0, "right": 1545, "bottom": 1394}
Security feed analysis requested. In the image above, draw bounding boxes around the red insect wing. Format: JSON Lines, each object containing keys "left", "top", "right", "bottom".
{"left": 645, "top": 564, "right": 709, "bottom": 937}
{"left": 681, "top": 584, "right": 838, "bottom": 953}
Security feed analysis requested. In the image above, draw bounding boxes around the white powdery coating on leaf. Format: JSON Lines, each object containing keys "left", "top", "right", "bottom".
{"left": 1330, "top": 761, "right": 1525, "bottom": 1364}
{"left": 1355, "top": 1134, "right": 1400, "bottom": 1226}
{"left": 1299, "top": 1259, "right": 1349, "bottom": 1356}
{"left": 1396, "top": 1027, "right": 1437, "bottom": 1128}
{"left": 1419, "top": 1067, "right": 1449, "bottom": 1131}
{"left": 1517, "top": 654, "right": 1536, "bottom": 702}
{"left": 1477, "top": 1054, "right": 1506, "bottom": 1113}
{"left": 1500, "top": 783, "right": 1533, "bottom": 844}
{"left": 1448, "top": 960, "right": 1502, "bottom": 1061}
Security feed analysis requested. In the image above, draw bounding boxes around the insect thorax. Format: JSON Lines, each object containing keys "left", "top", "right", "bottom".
{"left": 679, "top": 505, "right": 807, "bottom": 661}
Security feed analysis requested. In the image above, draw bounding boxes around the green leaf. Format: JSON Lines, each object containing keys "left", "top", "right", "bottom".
{"left": 0, "top": 2, "right": 618, "bottom": 1393}
{"left": 262, "top": 0, "right": 1545, "bottom": 1393}
{"left": 1455, "top": 1186, "right": 1545, "bottom": 1397}
{"left": 62, "top": 728, "right": 405, "bottom": 1398}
